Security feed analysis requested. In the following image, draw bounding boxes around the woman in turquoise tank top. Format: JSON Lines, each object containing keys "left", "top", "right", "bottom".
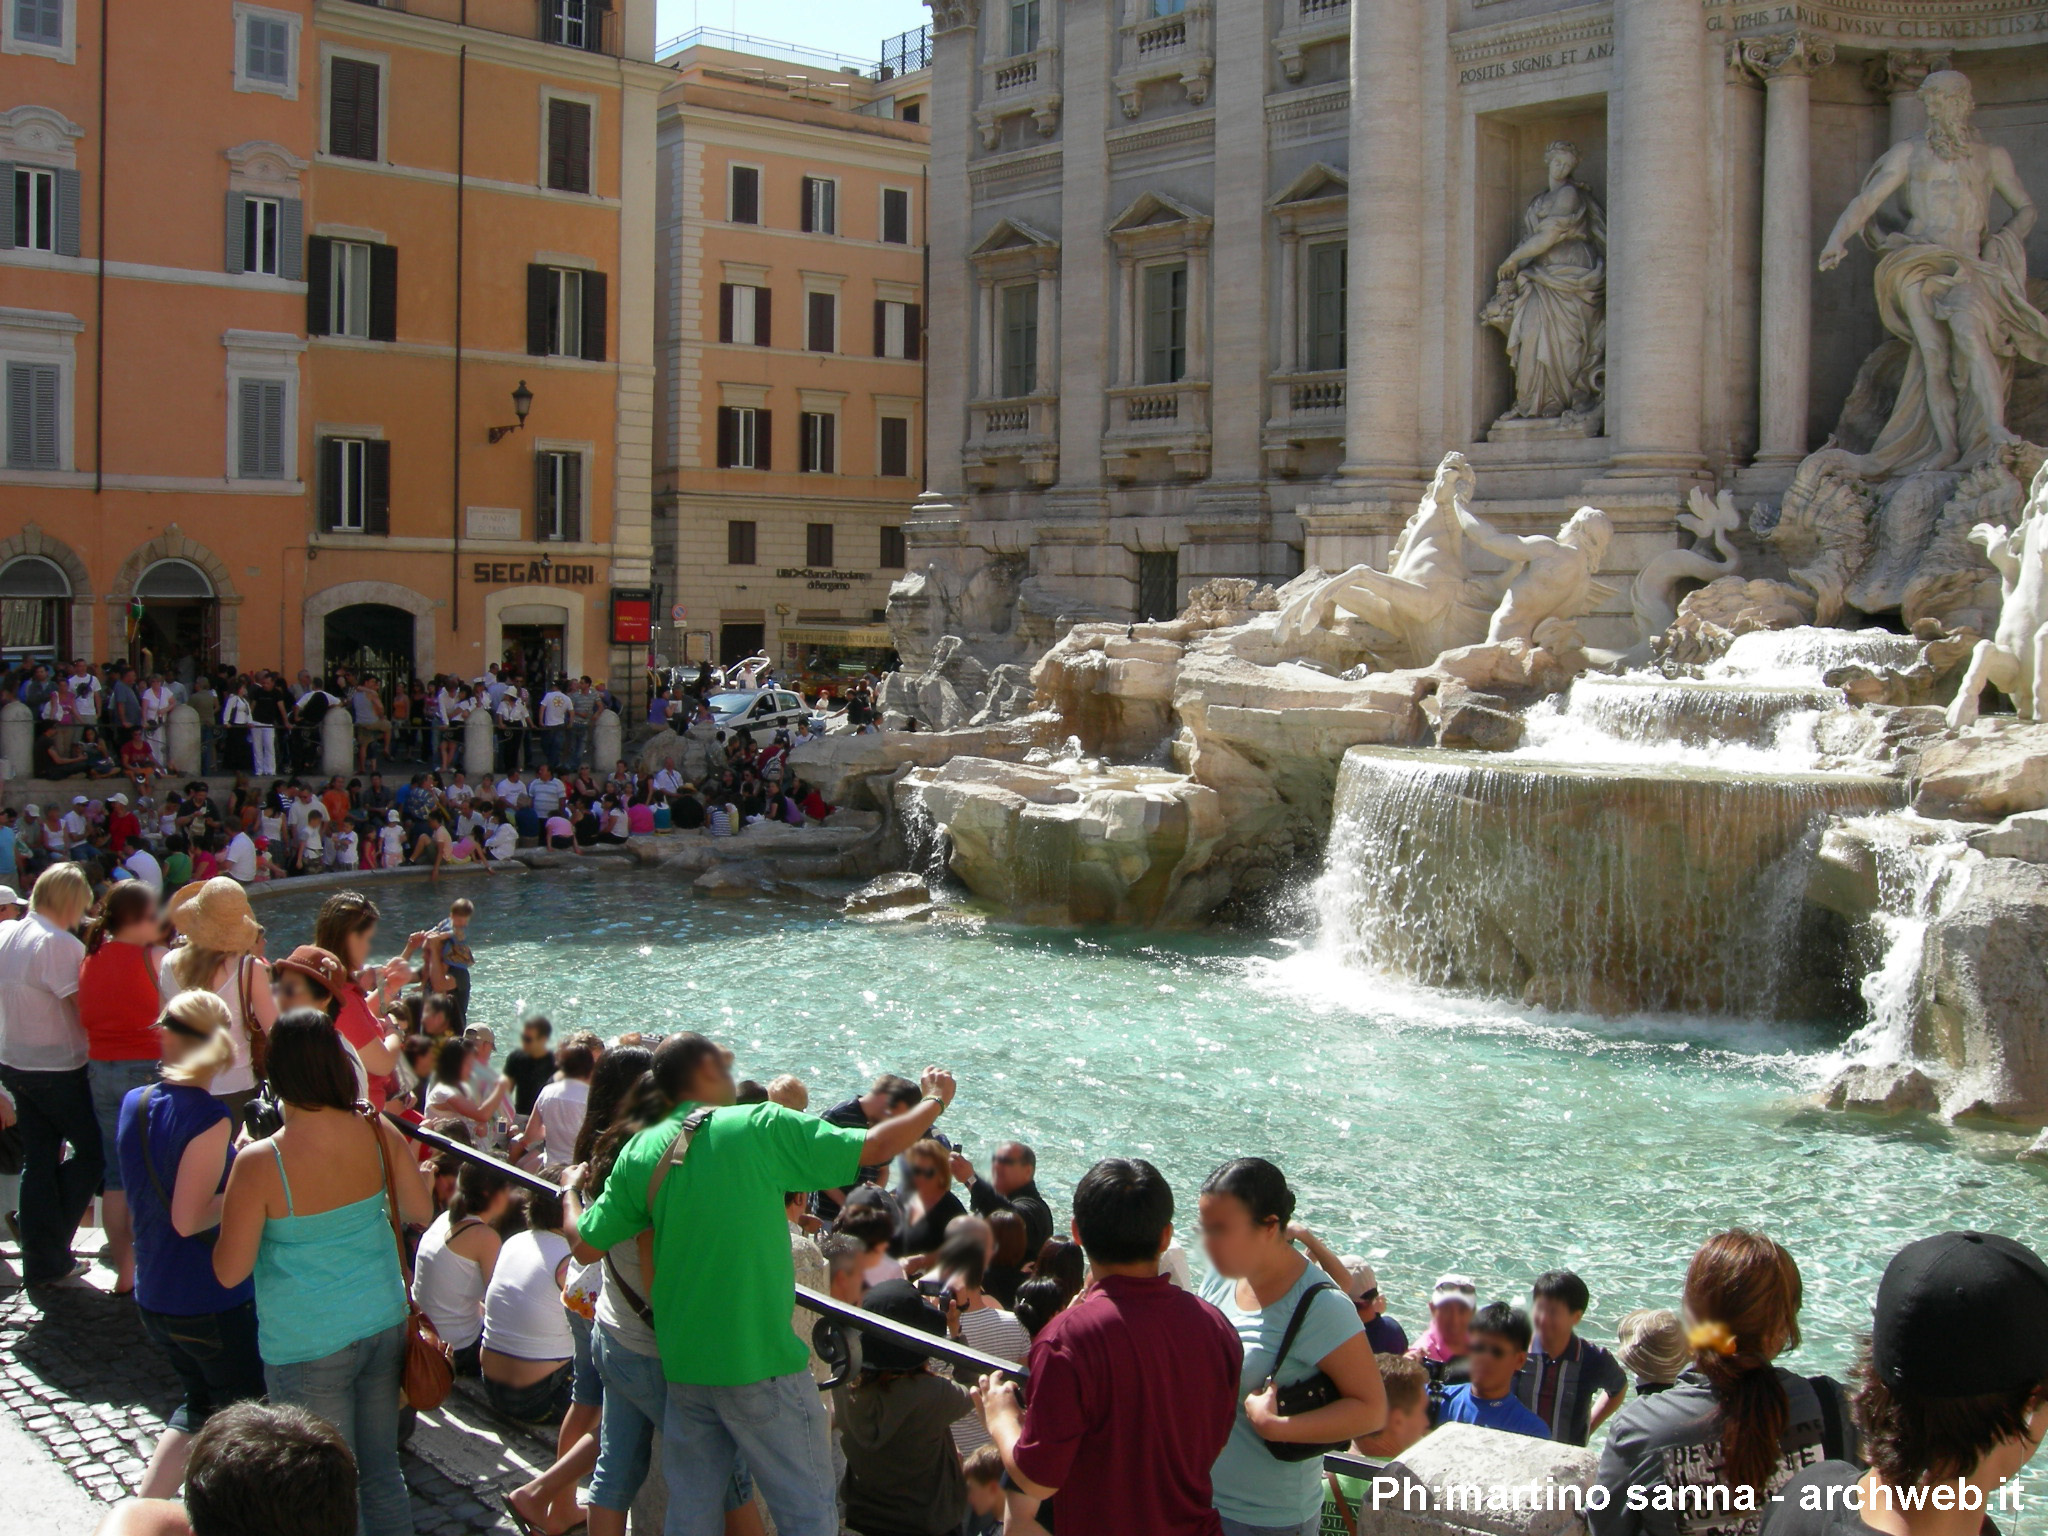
{"left": 214, "top": 1009, "right": 433, "bottom": 1536}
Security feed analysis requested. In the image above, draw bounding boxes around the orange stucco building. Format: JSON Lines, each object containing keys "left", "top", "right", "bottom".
{"left": 650, "top": 36, "right": 931, "bottom": 676}
{"left": 0, "top": 0, "right": 663, "bottom": 695}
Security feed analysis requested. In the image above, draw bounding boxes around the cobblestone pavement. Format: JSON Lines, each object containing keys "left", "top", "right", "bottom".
{"left": 1, "top": 1237, "right": 554, "bottom": 1535}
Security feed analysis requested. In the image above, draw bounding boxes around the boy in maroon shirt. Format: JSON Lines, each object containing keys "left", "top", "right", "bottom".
{"left": 975, "top": 1158, "right": 1242, "bottom": 1536}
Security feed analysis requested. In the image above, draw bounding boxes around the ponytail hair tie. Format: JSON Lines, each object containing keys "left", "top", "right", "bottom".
{"left": 1687, "top": 1320, "right": 1739, "bottom": 1356}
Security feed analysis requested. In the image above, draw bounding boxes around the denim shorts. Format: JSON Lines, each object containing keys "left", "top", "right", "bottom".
{"left": 89, "top": 1058, "right": 160, "bottom": 1192}
{"left": 485, "top": 1361, "right": 572, "bottom": 1425}
{"left": 591, "top": 1325, "right": 753, "bottom": 1514}
{"left": 139, "top": 1300, "right": 268, "bottom": 1433}
{"left": 568, "top": 1311, "right": 602, "bottom": 1408}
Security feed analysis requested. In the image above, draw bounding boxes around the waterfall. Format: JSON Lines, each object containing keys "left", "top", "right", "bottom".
{"left": 1836, "top": 819, "right": 1977, "bottom": 1066}
{"left": 894, "top": 779, "right": 954, "bottom": 887}
{"left": 1316, "top": 747, "right": 1904, "bottom": 1018}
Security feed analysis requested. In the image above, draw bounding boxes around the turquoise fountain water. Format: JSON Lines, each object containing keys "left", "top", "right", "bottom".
{"left": 257, "top": 872, "right": 2045, "bottom": 1445}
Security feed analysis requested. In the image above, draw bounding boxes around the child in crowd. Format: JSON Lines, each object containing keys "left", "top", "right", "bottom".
{"left": 378, "top": 808, "right": 405, "bottom": 868}
{"left": 329, "top": 821, "right": 359, "bottom": 871}
{"left": 961, "top": 1446, "right": 1005, "bottom": 1536}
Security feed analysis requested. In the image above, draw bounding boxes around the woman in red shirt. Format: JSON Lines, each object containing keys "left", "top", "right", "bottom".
{"left": 80, "top": 879, "right": 169, "bottom": 1294}
{"left": 308, "top": 890, "right": 414, "bottom": 1111}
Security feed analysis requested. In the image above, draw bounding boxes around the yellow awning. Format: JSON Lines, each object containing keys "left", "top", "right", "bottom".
{"left": 779, "top": 625, "right": 892, "bottom": 649}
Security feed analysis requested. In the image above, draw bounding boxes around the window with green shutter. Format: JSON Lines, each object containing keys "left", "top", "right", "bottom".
{"left": 1142, "top": 263, "right": 1187, "bottom": 386}
{"left": 5, "top": 361, "right": 61, "bottom": 470}
{"left": 1000, "top": 282, "right": 1037, "bottom": 398}
{"left": 1306, "top": 240, "right": 1347, "bottom": 372}
{"left": 236, "top": 378, "right": 287, "bottom": 480}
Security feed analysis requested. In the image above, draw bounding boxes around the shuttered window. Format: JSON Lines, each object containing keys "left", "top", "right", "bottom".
{"left": 9, "top": 167, "right": 54, "bottom": 253}
{"left": 320, "top": 436, "right": 389, "bottom": 534}
{"left": 800, "top": 176, "right": 836, "bottom": 236}
{"left": 799, "top": 412, "right": 835, "bottom": 475}
{"left": 881, "top": 187, "right": 911, "bottom": 245}
{"left": 228, "top": 194, "right": 300, "bottom": 279}
{"left": 873, "top": 300, "right": 921, "bottom": 360}
{"left": 526, "top": 264, "right": 606, "bottom": 360}
{"left": 726, "top": 519, "right": 757, "bottom": 565}
{"left": 879, "top": 417, "right": 910, "bottom": 479}
{"left": 716, "top": 408, "right": 766, "bottom": 471}
{"left": 805, "top": 291, "right": 835, "bottom": 353}
{"left": 13, "top": 0, "right": 63, "bottom": 48}
{"left": 1306, "top": 240, "right": 1347, "bottom": 372}
{"left": 328, "top": 57, "right": 381, "bottom": 161}
{"left": 805, "top": 523, "right": 834, "bottom": 567}
{"left": 1143, "top": 262, "right": 1188, "bottom": 386}
{"left": 1000, "top": 282, "right": 1038, "bottom": 398}
{"left": 235, "top": 378, "right": 288, "bottom": 480}
{"left": 729, "top": 165, "right": 759, "bottom": 225}
{"left": 718, "top": 283, "right": 770, "bottom": 347}
{"left": 879, "top": 525, "right": 907, "bottom": 569}
{"left": 243, "top": 13, "right": 292, "bottom": 87}
{"left": 535, "top": 450, "right": 583, "bottom": 541}
{"left": 545, "top": 99, "right": 592, "bottom": 194}
{"left": 4, "top": 361, "right": 61, "bottom": 470}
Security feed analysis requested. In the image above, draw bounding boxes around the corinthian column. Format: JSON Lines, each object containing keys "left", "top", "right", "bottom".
{"left": 1602, "top": 0, "right": 1708, "bottom": 481}
{"left": 920, "top": 0, "right": 979, "bottom": 501}
{"left": 1339, "top": 0, "right": 1422, "bottom": 490}
{"left": 1739, "top": 31, "right": 1833, "bottom": 471}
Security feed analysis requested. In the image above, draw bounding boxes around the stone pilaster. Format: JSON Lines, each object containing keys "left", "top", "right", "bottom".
{"left": 922, "top": 0, "right": 978, "bottom": 499}
{"left": 1057, "top": 0, "right": 1112, "bottom": 489}
{"left": 1339, "top": 0, "right": 1423, "bottom": 493}
{"left": 1204, "top": 0, "right": 1265, "bottom": 486}
{"left": 1737, "top": 30, "right": 1833, "bottom": 472}
{"left": 1600, "top": 0, "right": 1709, "bottom": 484}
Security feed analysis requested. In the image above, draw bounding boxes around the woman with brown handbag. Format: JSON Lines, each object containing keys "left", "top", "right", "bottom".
{"left": 212, "top": 1010, "right": 436, "bottom": 1536}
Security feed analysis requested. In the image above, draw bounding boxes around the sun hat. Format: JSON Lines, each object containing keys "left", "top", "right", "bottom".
{"left": 108, "top": 792, "right": 128, "bottom": 805}
{"left": 1338, "top": 1256, "right": 1377, "bottom": 1303}
{"left": 1614, "top": 1308, "right": 1692, "bottom": 1386}
{"left": 166, "top": 877, "right": 264, "bottom": 954}
{"left": 387, "top": 809, "right": 401, "bottom": 823}
{"left": 272, "top": 944, "right": 353, "bottom": 999}
{"left": 72, "top": 795, "right": 88, "bottom": 805}
{"left": 23, "top": 804, "right": 38, "bottom": 818}
{"left": 1430, "top": 1274, "right": 1478, "bottom": 1310}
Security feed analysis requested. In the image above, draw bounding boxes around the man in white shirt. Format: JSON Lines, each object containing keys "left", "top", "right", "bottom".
{"left": 537, "top": 682, "right": 572, "bottom": 770}
{"left": 117, "top": 844, "right": 163, "bottom": 893}
{"left": 495, "top": 771, "right": 526, "bottom": 807}
{"left": 222, "top": 828, "right": 262, "bottom": 883}
{"left": 60, "top": 797, "right": 92, "bottom": 853}
{"left": 527, "top": 764, "right": 567, "bottom": 820}
{"left": 651, "top": 764, "right": 685, "bottom": 798}
{"left": 0, "top": 863, "right": 97, "bottom": 1285}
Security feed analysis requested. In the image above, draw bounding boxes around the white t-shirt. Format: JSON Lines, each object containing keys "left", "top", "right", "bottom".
{"left": 652, "top": 767, "right": 683, "bottom": 796}
{"left": 485, "top": 822, "right": 519, "bottom": 860}
{"left": 379, "top": 824, "right": 405, "bottom": 863}
{"left": 0, "top": 913, "right": 87, "bottom": 1072}
{"left": 331, "top": 830, "right": 359, "bottom": 868}
{"left": 531, "top": 1077, "right": 589, "bottom": 1166}
{"left": 539, "top": 690, "right": 571, "bottom": 727}
{"left": 482, "top": 1229, "right": 573, "bottom": 1362}
{"left": 494, "top": 775, "right": 524, "bottom": 805}
{"left": 223, "top": 832, "right": 259, "bottom": 883}
{"left": 120, "top": 848, "right": 163, "bottom": 891}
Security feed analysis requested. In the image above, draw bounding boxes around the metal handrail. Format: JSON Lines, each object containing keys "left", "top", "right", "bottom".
{"left": 384, "top": 1116, "right": 1382, "bottom": 1478}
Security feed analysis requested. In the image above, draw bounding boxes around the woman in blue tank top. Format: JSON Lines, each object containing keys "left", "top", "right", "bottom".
{"left": 115, "top": 987, "right": 268, "bottom": 1499}
{"left": 214, "top": 1009, "right": 434, "bottom": 1536}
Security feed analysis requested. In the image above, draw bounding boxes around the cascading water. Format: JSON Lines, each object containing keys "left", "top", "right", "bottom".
{"left": 1317, "top": 629, "right": 1920, "bottom": 1018}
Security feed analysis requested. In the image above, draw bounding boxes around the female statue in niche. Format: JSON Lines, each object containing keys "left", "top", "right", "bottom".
{"left": 1481, "top": 140, "right": 1607, "bottom": 429}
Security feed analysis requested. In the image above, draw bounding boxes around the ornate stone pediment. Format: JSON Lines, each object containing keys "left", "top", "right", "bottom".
{"left": 1108, "top": 189, "right": 1212, "bottom": 247}
{"left": 223, "top": 140, "right": 311, "bottom": 195}
{"left": 0, "top": 104, "right": 85, "bottom": 167}
{"left": 1269, "top": 161, "right": 1348, "bottom": 224}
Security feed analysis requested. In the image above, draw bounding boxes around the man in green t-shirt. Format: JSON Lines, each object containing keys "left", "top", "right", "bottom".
{"left": 572, "top": 1031, "right": 958, "bottom": 1536}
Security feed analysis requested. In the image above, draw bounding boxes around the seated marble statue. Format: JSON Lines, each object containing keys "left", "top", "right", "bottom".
{"left": 1818, "top": 69, "right": 2048, "bottom": 477}
{"left": 1481, "top": 140, "right": 1606, "bottom": 425}
{"left": 1454, "top": 503, "right": 1616, "bottom": 647}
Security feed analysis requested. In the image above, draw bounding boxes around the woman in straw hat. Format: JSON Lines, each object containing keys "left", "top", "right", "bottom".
{"left": 160, "top": 878, "right": 276, "bottom": 1121}
{"left": 114, "top": 989, "right": 267, "bottom": 1497}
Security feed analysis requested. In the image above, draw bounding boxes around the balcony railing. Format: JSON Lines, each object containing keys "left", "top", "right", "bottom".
{"left": 1273, "top": 0, "right": 1349, "bottom": 81}
{"left": 878, "top": 24, "right": 932, "bottom": 78}
{"left": 1104, "top": 381, "right": 1211, "bottom": 480}
{"left": 977, "top": 44, "right": 1063, "bottom": 146}
{"left": 993, "top": 55, "right": 1041, "bottom": 92}
{"left": 966, "top": 396, "right": 1059, "bottom": 487}
{"left": 1114, "top": 0, "right": 1212, "bottom": 115}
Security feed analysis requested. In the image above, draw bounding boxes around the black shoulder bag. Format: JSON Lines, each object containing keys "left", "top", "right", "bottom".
{"left": 1261, "top": 1280, "right": 1353, "bottom": 1463}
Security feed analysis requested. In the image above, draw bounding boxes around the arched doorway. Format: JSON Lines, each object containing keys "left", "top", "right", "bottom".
{"left": 0, "top": 555, "right": 72, "bottom": 667}
{"left": 323, "top": 603, "right": 416, "bottom": 697}
{"left": 132, "top": 558, "right": 217, "bottom": 684}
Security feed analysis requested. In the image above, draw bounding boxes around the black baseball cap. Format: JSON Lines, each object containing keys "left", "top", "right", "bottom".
{"left": 858, "top": 1280, "right": 946, "bottom": 1373}
{"left": 1872, "top": 1231, "right": 2048, "bottom": 1397}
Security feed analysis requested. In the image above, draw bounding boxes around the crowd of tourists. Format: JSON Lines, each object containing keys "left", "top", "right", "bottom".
{"left": 1, "top": 677, "right": 846, "bottom": 898}
{"left": 0, "top": 858, "right": 2039, "bottom": 1536}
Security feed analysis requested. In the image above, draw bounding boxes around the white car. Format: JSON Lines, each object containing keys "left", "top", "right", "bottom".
{"left": 708, "top": 688, "right": 813, "bottom": 738}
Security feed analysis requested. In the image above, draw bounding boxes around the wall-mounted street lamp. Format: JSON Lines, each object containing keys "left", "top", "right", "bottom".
{"left": 488, "top": 380, "right": 534, "bottom": 444}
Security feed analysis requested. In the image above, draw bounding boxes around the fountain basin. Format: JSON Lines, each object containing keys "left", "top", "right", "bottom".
{"left": 1318, "top": 746, "right": 1906, "bottom": 1018}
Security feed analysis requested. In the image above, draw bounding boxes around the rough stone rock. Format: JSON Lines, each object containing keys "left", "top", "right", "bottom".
{"left": 1433, "top": 687, "right": 1526, "bottom": 752}
{"left": 1967, "top": 809, "right": 2048, "bottom": 862}
{"left": 844, "top": 872, "right": 932, "bottom": 915}
{"left": 1823, "top": 1061, "right": 1942, "bottom": 1114}
{"left": 1918, "top": 855, "right": 2048, "bottom": 1120}
{"left": 637, "top": 723, "right": 720, "bottom": 779}
{"left": 2021, "top": 1128, "right": 2048, "bottom": 1161}
{"left": 1031, "top": 623, "right": 1183, "bottom": 759}
{"left": 1914, "top": 720, "right": 2048, "bottom": 820}
{"left": 1655, "top": 576, "right": 1815, "bottom": 666}
{"left": 787, "top": 718, "right": 1048, "bottom": 810}
{"left": 693, "top": 863, "right": 769, "bottom": 896}
{"left": 1361, "top": 1423, "right": 1599, "bottom": 1536}
{"left": 901, "top": 756, "right": 1224, "bottom": 927}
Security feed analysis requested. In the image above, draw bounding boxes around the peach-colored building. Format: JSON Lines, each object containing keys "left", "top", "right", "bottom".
{"left": 651, "top": 33, "right": 930, "bottom": 677}
{"left": 0, "top": 0, "right": 664, "bottom": 695}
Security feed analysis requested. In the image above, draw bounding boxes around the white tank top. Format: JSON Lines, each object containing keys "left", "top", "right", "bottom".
{"left": 481, "top": 1229, "right": 573, "bottom": 1362}
{"left": 412, "top": 1212, "right": 488, "bottom": 1350}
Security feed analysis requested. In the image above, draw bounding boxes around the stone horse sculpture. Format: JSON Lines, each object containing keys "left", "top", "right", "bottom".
{"left": 1275, "top": 452, "right": 1502, "bottom": 665}
{"left": 1947, "top": 496, "right": 2048, "bottom": 727}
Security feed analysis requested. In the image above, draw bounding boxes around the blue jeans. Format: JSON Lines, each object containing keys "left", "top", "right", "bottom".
{"left": 89, "top": 1058, "right": 159, "bottom": 1193}
{"left": 594, "top": 1327, "right": 754, "bottom": 1516}
{"left": 0, "top": 1063, "right": 104, "bottom": 1284}
{"left": 662, "top": 1371, "right": 832, "bottom": 1536}
{"left": 541, "top": 727, "right": 564, "bottom": 769}
{"left": 1219, "top": 1519, "right": 1320, "bottom": 1536}
{"left": 265, "top": 1321, "right": 412, "bottom": 1536}
{"left": 569, "top": 1311, "right": 602, "bottom": 1408}
{"left": 139, "top": 1300, "right": 267, "bottom": 1433}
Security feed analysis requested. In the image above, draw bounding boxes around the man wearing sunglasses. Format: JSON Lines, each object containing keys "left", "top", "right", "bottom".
{"left": 1438, "top": 1302, "right": 1551, "bottom": 1439}
{"left": 954, "top": 1140, "right": 1054, "bottom": 1259}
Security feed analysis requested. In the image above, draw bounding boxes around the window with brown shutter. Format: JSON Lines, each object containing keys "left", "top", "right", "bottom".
{"left": 881, "top": 187, "right": 911, "bottom": 245}
{"left": 727, "top": 519, "right": 757, "bottom": 565}
{"left": 805, "top": 291, "right": 835, "bottom": 353}
{"left": 546, "top": 99, "right": 592, "bottom": 194}
{"left": 805, "top": 523, "right": 834, "bottom": 567}
{"left": 879, "top": 417, "right": 910, "bottom": 478}
{"left": 729, "top": 165, "right": 759, "bottom": 224}
{"left": 880, "top": 525, "right": 907, "bottom": 569}
{"left": 328, "top": 57, "right": 380, "bottom": 161}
